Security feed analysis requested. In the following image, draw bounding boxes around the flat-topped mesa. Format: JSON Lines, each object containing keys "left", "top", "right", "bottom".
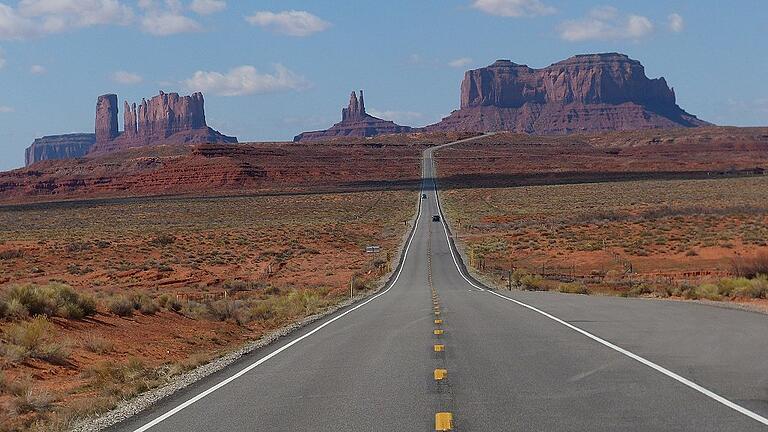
{"left": 90, "top": 91, "right": 237, "bottom": 153}
{"left": 24, "top": 133, "right": 96, "bottom": 166}
{"left": 429, "top": 52, "right": 710, "bottom": 134}
{"left": 294, "top": 90, "right": 411, "bottom": 141}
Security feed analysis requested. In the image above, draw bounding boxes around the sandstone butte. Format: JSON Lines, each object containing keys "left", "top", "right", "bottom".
{"left": 91, "top": 91, "right": 237, "bottom": 154}
{"left": 425, "top": 53, "right": 710, "bottom": 134}
{"left": 293, "top": 90, "right": 412, "bottom": 141}
{"left": 24, "top": 91, "right": 237, "bottom": 165}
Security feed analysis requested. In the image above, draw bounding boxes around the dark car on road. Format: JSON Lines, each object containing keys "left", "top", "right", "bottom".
{"left": 432, "top": 215, "right": 441, "bottom": 222}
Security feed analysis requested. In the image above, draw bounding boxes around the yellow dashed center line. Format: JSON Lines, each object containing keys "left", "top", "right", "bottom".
{"left": 434, "top": 368, "right": 448, "bottom": 381}
{"left": 435, "top": 412, "right": 454, "bottom": 431}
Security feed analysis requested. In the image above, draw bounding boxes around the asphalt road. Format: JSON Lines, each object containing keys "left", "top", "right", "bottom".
{"left": 109, "top": 138, "right": 768, "bottom": 431}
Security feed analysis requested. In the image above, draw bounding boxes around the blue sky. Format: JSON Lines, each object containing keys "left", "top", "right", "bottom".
{"left": 0, "top": 0, "right": 766, "bottom": 170}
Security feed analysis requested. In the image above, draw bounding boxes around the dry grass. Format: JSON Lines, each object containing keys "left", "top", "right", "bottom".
{"left": 1, "top": 316, "right": 72, "bottom": 365}
{"left": 0, "top": 189, "right": 416, "bottom": 431}
{"left": 441, "top": 176, "right": 768, "bottom": 300}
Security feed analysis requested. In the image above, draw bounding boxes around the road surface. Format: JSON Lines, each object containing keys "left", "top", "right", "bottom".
{"left": 110, "top": 137, "right": 768, "bottom": 431}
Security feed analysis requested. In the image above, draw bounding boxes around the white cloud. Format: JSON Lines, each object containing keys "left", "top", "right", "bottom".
{"left": 0, "top": 3, "right": 42, "bottom": 39}
{"left": 190, "top": 0, "right": 225, "bottom": 15}
{"left": 558, "top": 6, "right": 654, "bottom": 42}
{"left": 668, "top": 13, "right": 684, "bottom": 32}
{"left": 448, "top": 57, "right": 473, "bottom": 68}
{"left": 471, "top": 0, "right": 555, "bottom": 17}
{"left": 368, "top": 109, "right": 425, "bottom": 125}
{"left": 246, "top": 10, "right": 330, "bottom": 37}
{"left": 0, "top": 105, "right": 14, "bottom": 113}
{"left": 30, "top": 64, "right": 46, "bottom": 74}
{"left": 0, "top": 0, "right": 132, "bottom": 40}
{"left": 183, "top": 64, "right": 310, "bottom": 96}
{"left": 139, "top": 0, "right": 201, "bottom": 35}
{"left": 141, "top": 12, "right": 200, "bottom": 35}
{"left": 111, "top": 70, "right": 143, "bottom": 84}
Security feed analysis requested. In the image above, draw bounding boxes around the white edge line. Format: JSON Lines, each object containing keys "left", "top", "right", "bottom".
{"left": 131, "top": 185, "right": 425, "bottom": 432}
{"left": 429, "top": 145, "right": 768, "bottom": 427}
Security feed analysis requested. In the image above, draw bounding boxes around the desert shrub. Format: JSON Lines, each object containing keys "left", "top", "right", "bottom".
{"left": 626, "top": 284, "right": 654, "bottom": 297}
{"left": 691, "top": 283, "right": 721, "bottom": 300}
{"left": 1, "top": 316, "right": 71, "bottom": 364}
{"left": 82, "top": 335, "right": 114, "bottom": 354}
{"left": 0, "top": 372, "right": 31, "bottom": 396}
{"left": 731, "top": 253, "right": 768, "bottom": 278}
{"left": 263, "top": 285, "right": 281, "bottom": 295}
{"left": 166, "top": 297, "right": 183, "bottom": 312}
{"left": 510, "top": 269, "right": 529, "bottom": 286}
{"left": 206, "top": 299, "right": 242, "bottom": 322}
{"left": 716, "top": 276, "right": 768, "bottom": 299}
{"left": 139, "top": 297, "right": 160, "bottom": 315}
{"left": 0, "top": 249, "right": 24, "bottom": 260}
{"left": 0, "top": 283, "right": 96, "bottom": 320}
{"left": 223, "top": 279, "right": 263, "bottom": 293}
{"left": 10, "top": 387, "right": 55, "bottom": 414}
{"left": 148, "top": 234, "right": 176, "bottom": 247}
{"left": 181, "top": 301, "right": 207, "bottom": 319}
{"left": 557, "top": 282, "right": 589, "bottom": 295}
{"left": 83, "top": 358, "right": 165, "bottom": 399}
{"left": 107, "top": 296, "right": 134, "bottom": 317}
{"left": 520, "top": 274, "right": 547, "bottom": 291}
{"left": 65, "top": 241, "right": 92, "bottom": 253}
{"left": 248, "top": 301, "right": 273, "bottom": 321}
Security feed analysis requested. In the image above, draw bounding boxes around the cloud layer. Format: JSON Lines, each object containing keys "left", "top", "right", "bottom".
{"left": 0, "top": 0, "right": 227, "bottom": 39}
{"left": 190, "top": 0, "right": 225, "bottom": 15}
{"left": 471, "top": 0, "right": 555, "bottom": 17}
{"left": 558, "top": 6, "right": 654, "bottom": 42}
{"left": 183, "top": 64, "right": 309, "bottom": 96}
{"left": 246, "top": 10, "right": 330, "bottom": 37}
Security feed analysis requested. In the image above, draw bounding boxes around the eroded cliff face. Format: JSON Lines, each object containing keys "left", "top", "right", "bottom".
{"left": 24, "top": 134, "right": 96, "bottom": 166}
{"left": 91, "top": 91, "right": 236, "bottom": 153}
{"left": 429, "top": 53, "right": 709, "bottom": 134}
{"left": 294, "top": 90, "right": 412, "bottom": 141}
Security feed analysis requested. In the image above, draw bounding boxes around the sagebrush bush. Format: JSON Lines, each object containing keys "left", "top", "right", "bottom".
{"left": 10, "top": 388, "right": 55, "bottom": 414}
{"left": 0, "top": 249, "right": 24, "bottom": 260}
{"left": 520, "top": 274, "right": 547, "bottom": 291}
{"left": 713, "top": 276, "right": 768, "bottom": 299}
{"left": 107, "top": 296, "right": 134, "bottom": 317}
{"left": 1, "top": 316, "right": 72, "bottom": 364}
{"left": 558, "top": 282, "right": 589, "bottom": 295}
{"left": 731, "top": 253, "right": 768, "bottom": 278}
{"left": 0, "top": 283, "right": 96, "bottom": 320}
{"left": 82, "top": 335, "right": 114, "bottom": 354}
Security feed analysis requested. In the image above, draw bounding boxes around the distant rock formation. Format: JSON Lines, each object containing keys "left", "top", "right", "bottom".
{"left": 24, "top": 133, "right": 96, "bottom": 166}
{"left": 90, "top": 91, "right": 237, "bottom": 153}
{"left": 426, "top": 53, "right": 710, "bottom": 134}
{"left": 294, "top": 90, "right": 412, "bottom": 141}
{"left": 95, "top": 94, "right": 119, "bottom": 144}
